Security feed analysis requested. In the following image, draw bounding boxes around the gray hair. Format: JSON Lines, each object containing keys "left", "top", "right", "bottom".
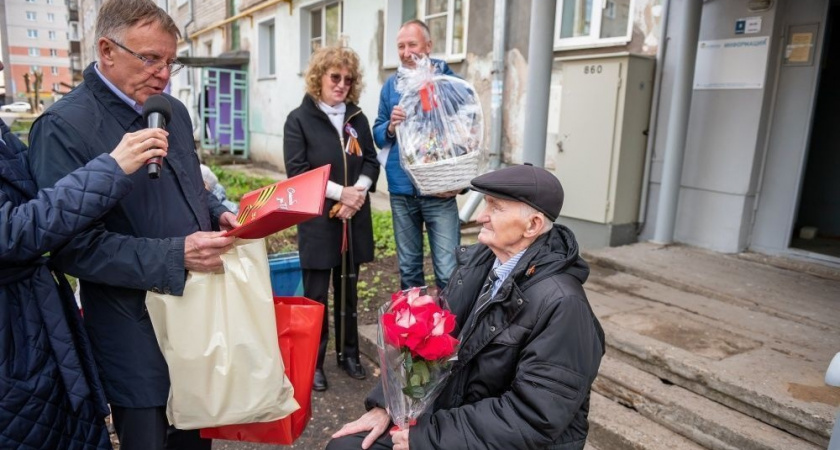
{"left": 95, "top": 0, "right": 180, "bottom": 42}
{"left": 400, "top": 19, "right": 432, "bottom": 42}
{"left": 520, "top": 203, "right": 554, "bottom": 233}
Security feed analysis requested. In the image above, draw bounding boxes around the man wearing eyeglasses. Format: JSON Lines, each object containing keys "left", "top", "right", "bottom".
{"left": 27, "top": 1, "right": 236, "bottom": 449}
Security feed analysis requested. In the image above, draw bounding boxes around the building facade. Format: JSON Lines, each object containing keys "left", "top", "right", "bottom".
{"left": 0, "top": 0, "right": 73, "bottom": 105}
{"left": 73, "top": 0, "right": 840, "bottom": 266}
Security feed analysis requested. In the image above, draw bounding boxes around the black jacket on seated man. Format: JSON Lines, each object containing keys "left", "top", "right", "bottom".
{"left": 364, "top": 223, "right": 604, "bottom": 449}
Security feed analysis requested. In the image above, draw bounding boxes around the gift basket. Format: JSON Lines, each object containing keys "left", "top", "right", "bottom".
{"left": 396, "top": 56, "right": 485, "bottom": 195}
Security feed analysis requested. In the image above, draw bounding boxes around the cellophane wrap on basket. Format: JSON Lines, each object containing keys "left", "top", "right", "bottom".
{"left": 396, "top": 56, "right": 485, "bottom": 195}
{"left": 376, "top": 287, "right": 459, "bottom": 430}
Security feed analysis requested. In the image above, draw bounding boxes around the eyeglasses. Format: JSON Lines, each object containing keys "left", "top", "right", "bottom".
{"left": 328, "top": 73, "right": 355, "bottom": 87}
{"left": 107, "top": 37, "right": 184, "bottom": 76}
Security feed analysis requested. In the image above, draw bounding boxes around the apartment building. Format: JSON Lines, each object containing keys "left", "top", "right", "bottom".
{"left": 0, "top": 0, "right": 73, "bottom": 105}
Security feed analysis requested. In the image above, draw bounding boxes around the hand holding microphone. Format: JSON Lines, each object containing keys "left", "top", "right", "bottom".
{"left": 109, "top": 128, "right": 169, "bottom": 175}
{"left": 142, "top": 95, "right": 173, "bottom": 179}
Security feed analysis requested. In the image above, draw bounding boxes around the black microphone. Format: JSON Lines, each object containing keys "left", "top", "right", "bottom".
{"left": 142, "top": 95, "right": 172, "bottom": 179}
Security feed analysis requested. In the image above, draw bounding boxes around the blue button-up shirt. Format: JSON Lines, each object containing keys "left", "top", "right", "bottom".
{"left": 94, "top": 63, "right": 143, "bottom": 114}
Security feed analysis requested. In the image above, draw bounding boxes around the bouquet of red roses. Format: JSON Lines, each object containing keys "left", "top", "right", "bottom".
{"left": 377, "top": 287, "right": 459, "bottom": 430}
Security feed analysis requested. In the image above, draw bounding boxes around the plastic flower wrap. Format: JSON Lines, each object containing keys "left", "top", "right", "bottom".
{"left": 376, "top": 287, "right": 459, "bottom": 430}
{"left": 395, "top": 56, "right": 484, "bottom": 195}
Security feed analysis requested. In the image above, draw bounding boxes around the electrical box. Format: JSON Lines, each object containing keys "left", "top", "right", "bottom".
{"left": 554, "top": 54, "right": 654, "bottom": 226}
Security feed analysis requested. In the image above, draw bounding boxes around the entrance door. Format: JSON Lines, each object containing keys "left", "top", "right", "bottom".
{"left": 200, "top": 68, "right": 249, "bottom": 157}
{"left": 791, "top": 1, "right": 840, "bottom": 258}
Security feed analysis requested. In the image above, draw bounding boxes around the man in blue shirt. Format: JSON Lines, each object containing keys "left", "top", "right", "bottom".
{"left": 373, "top": 19, "right": 461, "bottom": 291}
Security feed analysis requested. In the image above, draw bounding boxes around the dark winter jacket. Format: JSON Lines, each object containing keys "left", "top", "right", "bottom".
{"left": 372, "top": 59, "right": 454, "bottom": 196}
{"left": 0, "top": 120, "right": 128, "bottom": 448}
{"left": 26, "top": 63, "right": 229, "bottom": 408}
{"left": 283, "top": 95, "right": 380, "bottom": 269}
{"left": 366, "top": 224, "right": 605, "bottom": 450}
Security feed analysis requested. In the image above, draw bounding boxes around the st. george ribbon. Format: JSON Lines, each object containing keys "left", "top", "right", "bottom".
{"left": 142, "top": 95, "right": 172, "bottom": 179}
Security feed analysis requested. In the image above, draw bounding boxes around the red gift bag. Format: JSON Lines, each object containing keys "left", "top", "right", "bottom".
{"left": 201, "top": 296, "right": 324, "bottom": 444}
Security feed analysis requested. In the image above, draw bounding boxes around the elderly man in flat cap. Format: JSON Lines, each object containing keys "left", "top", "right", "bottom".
{"left": 328, "top": 163, "right": 605, "bottom": 450}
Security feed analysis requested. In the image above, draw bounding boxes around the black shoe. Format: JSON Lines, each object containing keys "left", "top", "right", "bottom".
{"left": 341, "top": 356, "right": 367, "bottom": 380}
{"left": 313, "top": 368, "right": 328, "bottom": 391}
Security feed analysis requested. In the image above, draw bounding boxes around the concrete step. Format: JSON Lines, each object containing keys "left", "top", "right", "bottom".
{"left": 589, "top": 391, "right": 706, "bottom": 450}
{"left": 594, "top": 355, "right": 821, "bottom": 450}
{"left": 584, "top": 260, "right": 838, "bottom": 447}
{"left": 584, "top": 243, "right": 840, "bottom": 333}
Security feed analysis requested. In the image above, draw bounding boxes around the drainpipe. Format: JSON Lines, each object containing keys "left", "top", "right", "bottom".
{"left": 182, "top": 0, "right": 196, "bottom": 130}
{"left": 652, "top": 0, "right": 703, "bottom": 244}
{"left": 458, "top": 0, "right": 509, "bottom": 223}
{"left": 636, "top": 0, "right": 673, "bottom": 233}
{"left": 521, "top": 0, "right": 557, "bottom": 167}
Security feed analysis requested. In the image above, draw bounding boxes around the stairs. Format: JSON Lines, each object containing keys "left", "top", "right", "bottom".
{"left": 584, "top": 243, "right": 839, "bottom": 449}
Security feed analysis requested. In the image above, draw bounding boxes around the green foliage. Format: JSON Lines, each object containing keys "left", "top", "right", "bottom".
{"left": 210, "top": 165, "right": 276, "bottom": 202}
{"left": 371, "top": 210, "right": 397, "bottom": 258}
{"left": 10, "top": 119, "right": 34, "bottom": 145}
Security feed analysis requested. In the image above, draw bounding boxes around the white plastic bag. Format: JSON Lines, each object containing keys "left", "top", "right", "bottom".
{"left": 145, "top": 239, "right": 299, "bottom": 429}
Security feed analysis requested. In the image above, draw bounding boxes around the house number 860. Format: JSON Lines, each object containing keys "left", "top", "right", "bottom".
{"left": 584, "top": 65, "right": 603, "bottom": 74}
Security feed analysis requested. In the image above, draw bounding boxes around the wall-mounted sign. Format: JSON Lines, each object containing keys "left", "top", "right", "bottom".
{"left": 694, "top": 37, "right": 770, "bottom": 90}
{"left": 735, "top": 17, "right": 762, "bottom": 35}
{"left": 784, "top": 24, "right": 819, "bottom": 66}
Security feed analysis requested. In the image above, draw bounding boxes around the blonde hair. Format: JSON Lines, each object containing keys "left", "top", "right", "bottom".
{"left": 304, "top": 46, "right": 364, "bottom": 105}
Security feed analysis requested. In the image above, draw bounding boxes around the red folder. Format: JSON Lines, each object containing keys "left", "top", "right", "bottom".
{"left": 225, "top": 165, "right": 330, "bottom": 239}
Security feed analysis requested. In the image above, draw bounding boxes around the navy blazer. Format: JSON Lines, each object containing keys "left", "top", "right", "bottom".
{"left": 27, "top": 63, "right": 229, "bottom": 407}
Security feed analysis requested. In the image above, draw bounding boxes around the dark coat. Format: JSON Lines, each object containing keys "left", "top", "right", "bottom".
{"left": 367, "top": 224, "right": 605, "bottom": 450}
{"left": 26, "top": 63, "right": 229, "bottom": 408}
{"left": 283, "top": 95, "right": 380, "bottom": 269}
{"left": 0, "top": 121, "right": 125, "bottom": 448}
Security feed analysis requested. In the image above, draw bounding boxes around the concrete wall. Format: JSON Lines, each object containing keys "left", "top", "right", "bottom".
{"left": 639, "top": 1, "right": 779, "bottom": 253}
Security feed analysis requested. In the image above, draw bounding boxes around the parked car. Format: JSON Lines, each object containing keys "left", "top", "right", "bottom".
{"left": 1, "top": 102, "right": 32, "bottom": 113}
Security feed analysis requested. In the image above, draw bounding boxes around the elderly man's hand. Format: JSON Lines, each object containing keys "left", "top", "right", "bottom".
{"left": 218, "top": 212, "right": 239, "bottom": 232}
{"left": 184, "top": 231, "right": 235, "bottom": 273}
{"left": 331, "top": 407, "right": 390, "bottom": 449}
{"left": 391, "top": 428, "right": 410, "bottom": 450}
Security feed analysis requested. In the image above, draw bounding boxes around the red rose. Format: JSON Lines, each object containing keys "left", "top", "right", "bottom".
{"left": 415, "top": 334, "right": 458, "bottom": 360}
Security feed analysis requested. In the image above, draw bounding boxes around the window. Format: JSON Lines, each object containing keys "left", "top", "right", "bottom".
{"left": 48, "top": 30, "right": 56, "bottom": 40}
{"left": 29, "top": 47, "right": 40, "bottom": 56}
{"left": 26, "top": 11, "right": 37, "bottom": 20}
{"left": 31, "top": 65, "right": 41, "bottom": 72}
{"left": 383, "top": 0, "right": 468, "bottom": 67}
{"left": 47, "top": 0, "right": 54, "bottom": 4}
{"left": 308, "top": 2, "right": 342, "bottom": 53}
{"left": 25, "top": 0, "right": 36, "bottom": 3}
{"left": 50, "top": 48, "right": 58, "bottom": 56}
{"left": 53, "top": 83, "right": 61, "bottom": 91}
{"left": 51, "top": 66, "right": 59, "bottom": 75}
{"left": 27, "top": 29, "right": 38, "bottom": 38}
{"left": 554, "top": 0, "right": 633, "bottom": 50}
{"left": 258, "top": 19, "right": 276, "bottom": 78}
{"left": 47, "top": 12, "right": 55, "bottom": 22}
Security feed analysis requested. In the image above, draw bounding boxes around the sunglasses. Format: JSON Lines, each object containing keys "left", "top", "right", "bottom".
{"left": 329, "top": 73, "right": 355, "bottom": 86}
